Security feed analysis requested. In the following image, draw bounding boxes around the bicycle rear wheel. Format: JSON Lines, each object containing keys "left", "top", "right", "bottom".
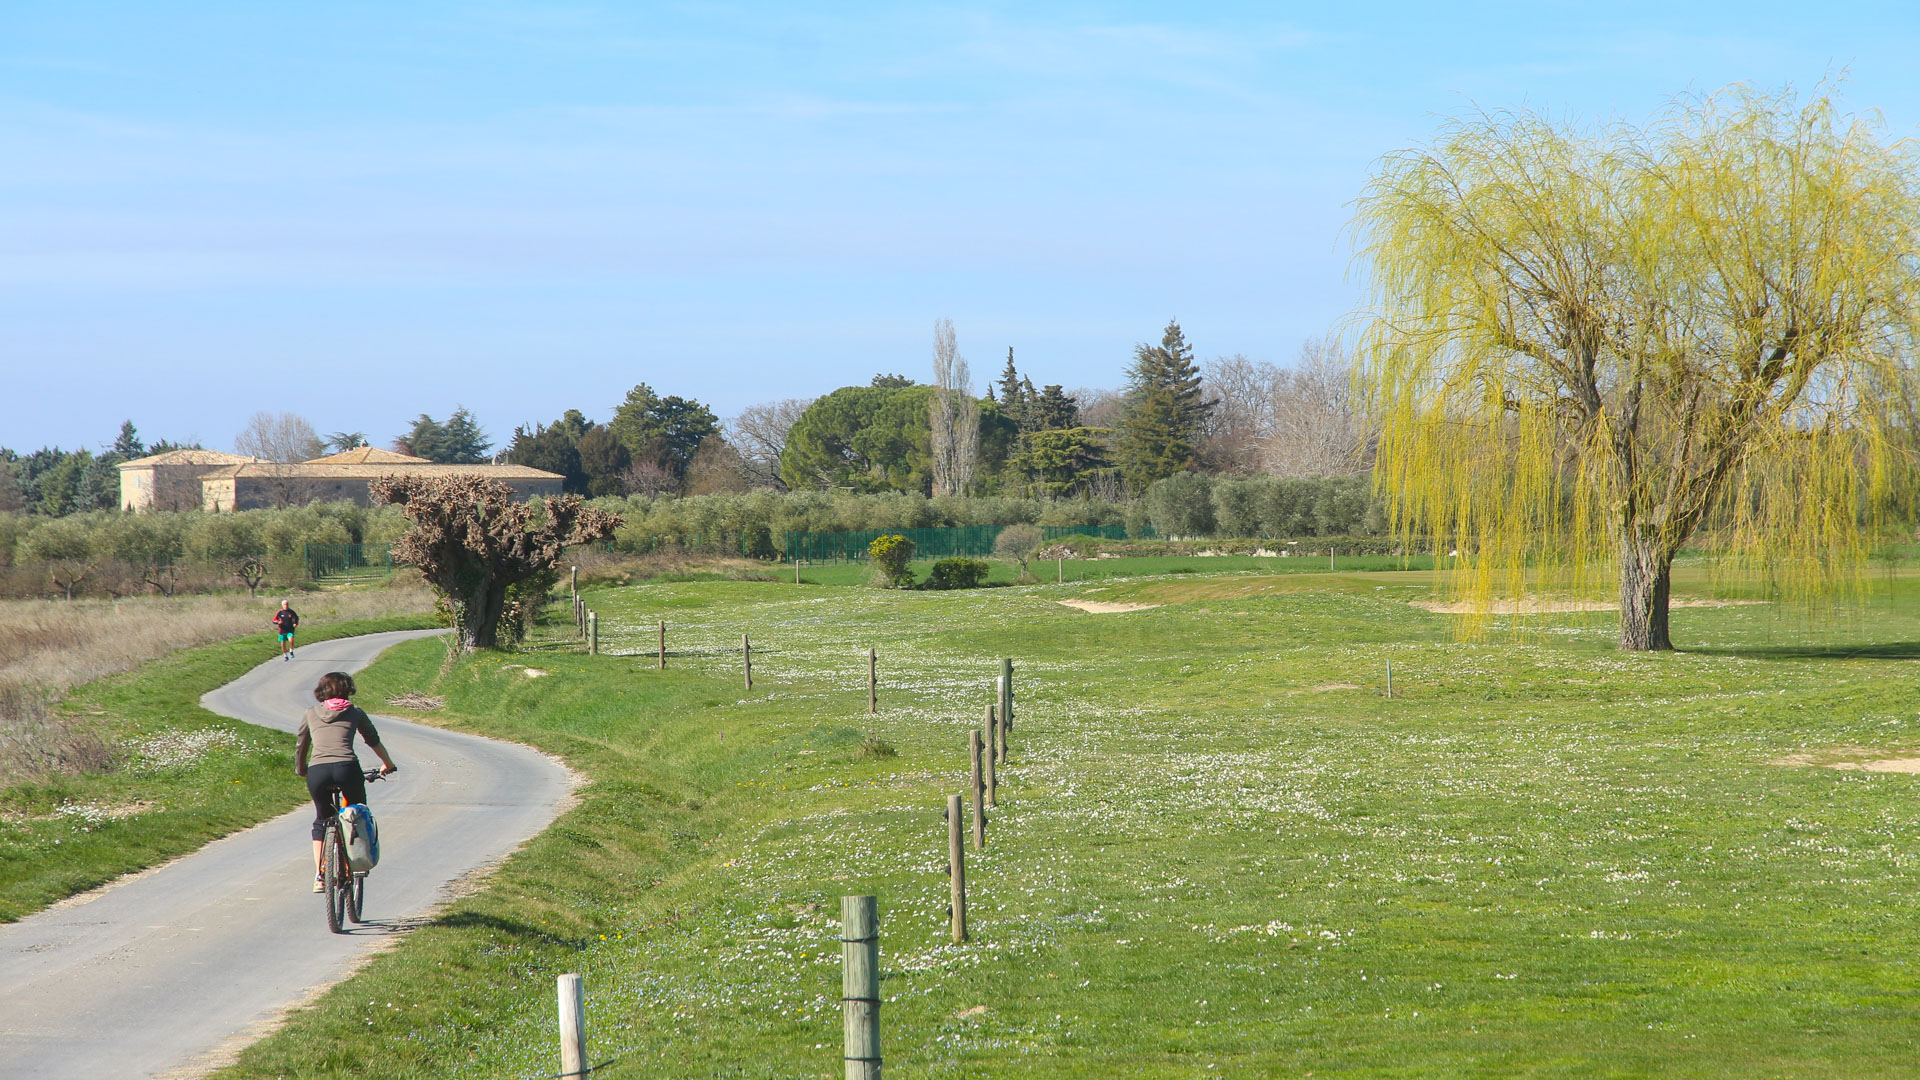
{"left": 323, "top": 821, "right": 348, "bottom": 934}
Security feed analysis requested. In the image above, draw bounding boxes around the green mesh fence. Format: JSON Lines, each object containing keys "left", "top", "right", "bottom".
{"left": 304, "top": 543, "right": 395, "bottom": 580}
{"left": 782, "top": 524, "right": 1142, "bottom": 563}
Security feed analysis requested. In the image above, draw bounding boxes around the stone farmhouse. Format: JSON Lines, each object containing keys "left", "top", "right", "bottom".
{"left": 117, "top": 447, "right": 565, "bottom": 512}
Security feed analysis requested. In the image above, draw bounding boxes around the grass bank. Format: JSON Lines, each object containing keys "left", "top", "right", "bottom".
{"left": 0, "top": 611, "right": 437, "bottom": 922}
{"left": 216, "top": 565, "right": 1920, "bottom": 1077}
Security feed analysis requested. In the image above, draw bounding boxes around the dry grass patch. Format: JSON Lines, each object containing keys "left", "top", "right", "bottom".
{"left": 0, "top": 585, "right": 434, "bottom": 788}
{"left": 385, "top": 692, "right": 446, "bottom": 711}
{"left": 0, "top": 587, "right": 434, "bottom": 696}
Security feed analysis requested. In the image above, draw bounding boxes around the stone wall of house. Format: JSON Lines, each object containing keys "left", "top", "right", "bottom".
{"left": 224, "top": 474, "right": 567, "bottom": 510}
{"left": 122, "top": 463, "right": 567, "bottom": 511}
{"left": 120, "top": 465, "right": 238, "bottom": 512}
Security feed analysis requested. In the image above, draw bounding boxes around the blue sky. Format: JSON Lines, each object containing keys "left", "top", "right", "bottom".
{"left": 4, "top": 2, "right": 1918, "bottom": 453}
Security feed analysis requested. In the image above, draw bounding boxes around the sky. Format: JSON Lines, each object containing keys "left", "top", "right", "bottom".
{"left": 4, "top": 1, "right": 1919, "bottom": 454}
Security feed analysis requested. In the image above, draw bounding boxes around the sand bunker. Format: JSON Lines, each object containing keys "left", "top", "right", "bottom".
{"left": 1832, "top": 759, "right": 1920, "bottom": 774}
{"left": 1057, "top": 599, "right": 1162, "bottom": 614}
{"left": 1772, "top": 748, "right": 1920, "bottom": 773}
{"left": 1411, "top": 597, "right": 1766, "bottom": 615}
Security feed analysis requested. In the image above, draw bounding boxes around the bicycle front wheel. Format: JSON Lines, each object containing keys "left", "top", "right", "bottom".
{"left": 348, "top": 872, "right": 366, "bottom": 923}
{"left": 323, "top": 821, "right": 348, "bottom": 934}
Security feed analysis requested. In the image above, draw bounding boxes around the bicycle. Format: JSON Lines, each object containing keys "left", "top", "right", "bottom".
{"left": 320, "top": 769, "right": 384, "bottom": 934}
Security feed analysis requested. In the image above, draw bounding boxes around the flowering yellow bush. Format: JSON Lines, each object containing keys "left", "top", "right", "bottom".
{"left": 866, "top": 534, "right": 916, "bottom": 588}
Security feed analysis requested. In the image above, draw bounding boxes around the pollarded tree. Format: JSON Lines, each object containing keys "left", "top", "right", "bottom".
{"left": 1355, "top": 86, "right": 1920, "bottom": 650}
{"left": 372, "top": 475, "right": 622, "bottom": 649}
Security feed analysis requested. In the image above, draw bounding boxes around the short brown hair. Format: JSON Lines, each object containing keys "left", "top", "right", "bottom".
{"left": 313, "top": 672, "right": 356, "bottom": 702}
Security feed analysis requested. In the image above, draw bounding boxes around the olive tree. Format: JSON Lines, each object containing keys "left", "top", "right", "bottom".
{"left": 23, "top": 516, "right": 99, "bottom": 600}
{"left": 993, "top": 522, "right": 1043, "bottom": 582}
{"left": 1355, "top": 86, "right": 1920, "bottom": 650}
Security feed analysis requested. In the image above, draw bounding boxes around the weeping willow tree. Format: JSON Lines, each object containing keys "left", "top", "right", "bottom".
{"left": 1354, "top": 86, "right": 1920, "bottom": 650}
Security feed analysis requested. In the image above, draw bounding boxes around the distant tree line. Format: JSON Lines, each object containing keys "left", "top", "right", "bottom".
{"left": 0, "top": 421, "right": 196, "bottom": 517}
{"left": 0, "top": 471, "right": 1395, "bottom": 599}
{"left": 14, "top": 319, "right": 1373, "bottom": 524}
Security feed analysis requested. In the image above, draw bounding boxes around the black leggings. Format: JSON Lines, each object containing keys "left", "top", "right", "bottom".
{"left": 306, "top": 761, "right": 367, "bottom": 840}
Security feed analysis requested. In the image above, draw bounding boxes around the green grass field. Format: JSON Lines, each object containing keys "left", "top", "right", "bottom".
{"left": 215, "top": 564, "right": 1920, "bottom": 1078}
{"left": 795, "top": 551, "right": 1435, "bottom": 588}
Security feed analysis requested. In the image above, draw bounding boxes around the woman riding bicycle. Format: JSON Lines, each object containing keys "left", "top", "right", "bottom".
{"left": 294, "top": 672, "right": 396, "bottom": 893}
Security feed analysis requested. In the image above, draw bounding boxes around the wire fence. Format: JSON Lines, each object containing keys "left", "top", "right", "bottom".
{"left": 782, "top": 524, "right": 1144, "bottom": 563}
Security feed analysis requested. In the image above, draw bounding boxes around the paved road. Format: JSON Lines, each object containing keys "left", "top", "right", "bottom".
{"left": 0, "top": 630, "right": 574, "bottom": 1080}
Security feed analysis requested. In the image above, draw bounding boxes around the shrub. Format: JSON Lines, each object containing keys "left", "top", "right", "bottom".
{"left": 867, "top": 534, "right": 916, "bottom": 588}
{"left": 925, "top": 557, "right": 990, "bottom": 590}
{"left": 856, "top": 733, "right": 898, "bottom": 760}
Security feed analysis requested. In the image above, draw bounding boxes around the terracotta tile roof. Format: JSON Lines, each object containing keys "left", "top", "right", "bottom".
{"left": 224, "top": 462, "right": 564, "bottom": 480}
{"left": 303, "top": 447, "right": 432, "bottom": 465}
{"left": 117, "top": 449, "right": 260, "bottom": 468}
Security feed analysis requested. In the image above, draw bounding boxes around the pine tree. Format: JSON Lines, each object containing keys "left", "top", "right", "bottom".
{"left": 112, "top": 421, "right": 145, "bottom": 459}
{"left": 1031, "top": 385, "right": 1081, "bottom": 430}
{"left": 439, "top": 407, "right": 494, "bottom": 464}
{"left": 996, "top": 348, "right": 1033, "bottom": 432}
{"left": 1117, "top": 320, "right": 1212, "bottom": 490}
{"left": 997, "top": 348, "right": 1022, "bottom": 407}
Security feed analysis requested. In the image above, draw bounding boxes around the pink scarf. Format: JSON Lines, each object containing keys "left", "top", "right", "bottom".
{"left": 323, "top": 698, "right": 352, "bottom": 711}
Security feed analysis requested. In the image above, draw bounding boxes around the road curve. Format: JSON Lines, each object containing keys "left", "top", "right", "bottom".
{"left": 0, "top": 629, "right": 574, "bottom": 1080}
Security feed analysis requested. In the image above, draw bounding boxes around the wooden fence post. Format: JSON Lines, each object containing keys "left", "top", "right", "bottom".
{"left": 743, "top": 634, "right": 752, "bottom": 689}
{"left": 658, "top": 620, "right": 666, "bottom": 670}
{"left": 795, "top": 558, "right": 802, "bottom": 585}
{"left": 947, "top": 794, "right": 966, "bottom": 943}
{"left": 970, "top": 730, "right": 986, "bottom": 850}
{"left": 994, "top": 702, "right": 1006, "bottom": 766}
{"left": 984, "top": 703, "right": 998, "bottom": 804}
{"left": 842, "top": 895, "right": 880, "bottom": 1080}
{"left": 868, "top": 648, "right": 877, "bottom": 714}
{"left": 999, "top": 659, "right": 1014, "bottom": 734}
{"left": 587, "top": 611, "right": 597, "bottom": 656}
{"left": 569, "top": 564, "right": 577, "bottom": 596}
{"left": 557, "top": 972, "right": 586, "bottom": 1079}
{"left": 1057, "top": 556, "right": 1063, "bottom": 584}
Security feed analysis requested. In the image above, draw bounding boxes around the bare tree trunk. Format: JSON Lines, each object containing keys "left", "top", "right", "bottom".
{"left": 459, "top": 579, "right": 511, "bottom": 649}
{"left": 1617, "top": 540, "right": 1673, "bottom": 651}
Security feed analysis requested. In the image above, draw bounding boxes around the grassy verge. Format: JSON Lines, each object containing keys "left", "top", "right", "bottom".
{"left": 0, "top": 613, "right": 437, "bottom": 922}
{"left": 213, "top": 566, "right": 1920, "bottom": 1077}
